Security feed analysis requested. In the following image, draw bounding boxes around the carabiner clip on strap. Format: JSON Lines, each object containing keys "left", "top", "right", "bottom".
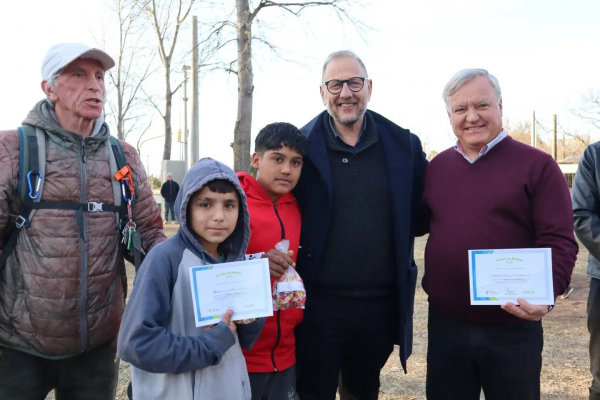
{"left": 27, "top": 171, "right": 43, "bottom": 200}
{"left": 121, "top": 180, "right": 135, "bottom": 203}
{"left": 114, "top": 166, "right": 135, "bottom": 203}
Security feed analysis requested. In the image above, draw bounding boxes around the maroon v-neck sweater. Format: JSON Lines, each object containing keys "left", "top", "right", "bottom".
{"left": 421, "top": 136, "right": 578, "bottom": 324}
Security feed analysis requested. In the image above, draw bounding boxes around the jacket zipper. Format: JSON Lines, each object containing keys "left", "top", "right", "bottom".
{"left": 79, "top": 139, "right": 88, "bottom": 352}
{"left": 273, "top": 203, "right": 285, "bottom": 240}
{"left": 270, "top": 202, "right": 285, "bottom": 371}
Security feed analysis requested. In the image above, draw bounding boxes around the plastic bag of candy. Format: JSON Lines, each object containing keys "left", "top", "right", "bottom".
{"left": 272, "top": 240, "right": 306, "bottom": 310}
{"left": 235, "top": 318, "right": 257, "bottom": 325}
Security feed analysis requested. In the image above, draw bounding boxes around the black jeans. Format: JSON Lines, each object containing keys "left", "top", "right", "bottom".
{"left": 296, "top": 289, "right": 396, "bottom": 400}
{"left": 426, "top": 307, "right": 543, "bottom": 400}
{"left": 589, "top": 278, "right": 600, "bottom": 399}
{"left": 0, "top": 337, "right": 119, "bottom": 400}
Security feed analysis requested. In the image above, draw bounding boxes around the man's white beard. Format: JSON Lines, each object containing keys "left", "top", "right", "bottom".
{"left": 328, "top": 103, "right": 368, "bottom": 126}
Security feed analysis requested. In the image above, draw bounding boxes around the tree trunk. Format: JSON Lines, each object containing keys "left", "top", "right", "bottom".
{"left": 234, "top": 0, "right": 253, "bottom": 173}
{"left": 116, "top": 4, "right": 124, "bottom": 141}
{"left": 163, "top": 67, "right": 172, "bottom": 160}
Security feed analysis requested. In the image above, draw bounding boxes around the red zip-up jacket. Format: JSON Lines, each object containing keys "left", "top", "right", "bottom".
{"left": 237, "top": 172, "right": 304, "bottom": 373}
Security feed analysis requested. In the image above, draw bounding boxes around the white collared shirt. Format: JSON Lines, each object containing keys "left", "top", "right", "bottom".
{"left": 454, "top": 129, "right": 507, "bottom": 163}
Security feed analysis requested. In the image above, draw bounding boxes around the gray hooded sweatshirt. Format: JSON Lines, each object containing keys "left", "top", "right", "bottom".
{"left": 117, "top": 158, "right": 265, "bottom": 400}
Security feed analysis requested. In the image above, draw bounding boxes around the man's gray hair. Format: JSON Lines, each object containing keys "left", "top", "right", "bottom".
{"left": 45, "top": 66, "right": 64, "bottom": 89}
{"left": 322, "top": 50, "right": 368, "bottom": 79}
{"left": 44, "top": 70, "right": 63, "bottom": 107}
{"left": 442, "top": 69, "right": 502, "bottom": 110}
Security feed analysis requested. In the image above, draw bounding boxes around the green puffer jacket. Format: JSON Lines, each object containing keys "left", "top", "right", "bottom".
{"left": 0, "top": 100, "right": 166, "bottom": 358}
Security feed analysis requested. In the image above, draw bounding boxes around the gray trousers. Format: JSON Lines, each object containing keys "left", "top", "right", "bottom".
{"left": 0, "top": 337, "right": 119, "bottom": 400}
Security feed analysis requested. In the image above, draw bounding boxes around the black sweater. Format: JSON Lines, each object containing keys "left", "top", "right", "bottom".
{"left": 315, "top": 112, "right": 396, "bottom": 297}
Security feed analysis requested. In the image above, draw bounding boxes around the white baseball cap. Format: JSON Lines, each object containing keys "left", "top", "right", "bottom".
{"left": 41, "top": 43, "right": 115, "bottom": 81}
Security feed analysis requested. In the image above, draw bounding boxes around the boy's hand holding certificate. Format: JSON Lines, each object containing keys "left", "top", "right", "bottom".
{"left": 189, "top": 258, "right": 273, "bottom": 327}
{"left": 468, "top": 248, "right": 554, "bottom": 306}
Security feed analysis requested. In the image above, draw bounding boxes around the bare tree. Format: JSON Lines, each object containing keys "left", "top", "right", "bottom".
{"left": 558, "top": 123, "right": 590, "bottom": 160}
{"left": 234, "top": 0, "right": 254, "bottom": 173}
{"left": 232, "top": 0, "right": 365, "bottom": 172}
{"left": 105, "top": 0, "right": 157, "bottom": 141}
{"left": 505, "top": 118, "right": 534, "bottom": 147}
{"left": 572, "top": 89, "right": 600, "bottom": 131}
{"left": 507, "top": 117, "right": 589, "bottom": 160}
{"left": 138, "top": 0, "right": 196, "bottom": 160}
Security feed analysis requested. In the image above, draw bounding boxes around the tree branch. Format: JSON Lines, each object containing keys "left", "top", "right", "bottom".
{"left": 141, "top": 86, "right": 165, "bottom": 119}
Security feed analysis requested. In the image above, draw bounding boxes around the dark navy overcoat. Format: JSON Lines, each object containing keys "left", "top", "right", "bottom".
{"left": 293, "top": 109, "right": 428, "bottom": 371}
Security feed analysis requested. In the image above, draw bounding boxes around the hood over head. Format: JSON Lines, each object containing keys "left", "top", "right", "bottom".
{"left": 175, "top": 158, "right": 251, "bottom": 263}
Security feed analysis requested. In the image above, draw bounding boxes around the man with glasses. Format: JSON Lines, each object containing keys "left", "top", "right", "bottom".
{"left": 291, "top": 50, "right": 428, "bottom": 399}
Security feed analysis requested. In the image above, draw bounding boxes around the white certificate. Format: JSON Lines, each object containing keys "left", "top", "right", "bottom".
{"left": 189, "top": 258, "right": 273, "bottom": 327}
{"left": 468, "top": 248, "right": 554, "bottom": 306}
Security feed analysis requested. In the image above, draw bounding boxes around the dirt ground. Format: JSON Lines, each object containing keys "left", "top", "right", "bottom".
{"left": 48, "top": 228, "right": 594, "bottom": 399}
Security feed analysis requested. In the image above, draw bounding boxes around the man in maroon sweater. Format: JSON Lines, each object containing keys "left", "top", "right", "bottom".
{"left": 420, "top": 69, "right": 578, "bottom": 400}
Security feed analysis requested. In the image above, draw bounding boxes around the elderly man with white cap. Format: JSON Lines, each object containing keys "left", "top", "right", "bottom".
{"left": 0, "top": 43, "right": 165, "bottom": 399}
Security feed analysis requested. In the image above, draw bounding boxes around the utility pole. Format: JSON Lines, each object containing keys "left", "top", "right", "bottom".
{"left": 190, "top": 16, "right": 200, "bottom": 165}
{"left": 531, "top": 111, "right": 536, "bottom": 148}
{"left": 563, "top": 129, "right": 566, "bottom": 160}
{"left": 552, "top": 114, "right": 558, "bottom": 160}
{"left": 182, "top": 65, "right": 190, "bottom": 170}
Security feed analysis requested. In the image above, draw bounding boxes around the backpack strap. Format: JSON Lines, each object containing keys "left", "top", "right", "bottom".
{"left": 0, "top": 130, "right": 128, "bottom": 269}
{"left": 1, "top": 131, "right": 145, "bottom": 273}
{"left": 0, "top": 125, "right": 42, "bottom": 268}
{"left": 16, "top": 125, "right": 38, "bottom": 204}
{"left": 108, "top": 136, "right": 126, "bottom": 171}
{"left": 108, "top": 136, "right": 146, "bottom": 272}
{"left": 0, "top": 223, "right": 21, "bottom": 269}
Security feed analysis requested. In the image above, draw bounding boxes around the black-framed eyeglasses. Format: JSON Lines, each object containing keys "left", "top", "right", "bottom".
{"left": 321, "top": 77, "right": 369, "bottom": 94}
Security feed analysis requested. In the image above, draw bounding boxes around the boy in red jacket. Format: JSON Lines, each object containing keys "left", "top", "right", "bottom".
{"left": 237, "top": 122, "right": 307, "bottom": 400}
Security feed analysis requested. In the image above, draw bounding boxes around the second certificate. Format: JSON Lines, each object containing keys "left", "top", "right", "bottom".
{"left": 468, "top": 248, "right": 554, "bottom": 306}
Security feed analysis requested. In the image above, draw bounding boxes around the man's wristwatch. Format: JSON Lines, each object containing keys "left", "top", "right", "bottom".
{"left": 547, "top": 305, "right": 554, "bottom": 313}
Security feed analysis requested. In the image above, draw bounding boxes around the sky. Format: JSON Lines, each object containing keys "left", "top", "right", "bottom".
{"left": 1, "top": 0, "right": 600, "bottom": 177}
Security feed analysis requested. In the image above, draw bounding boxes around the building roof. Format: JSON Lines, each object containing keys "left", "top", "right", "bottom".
{"left": 557, "top": 155, "right": 581, "bottom": 164}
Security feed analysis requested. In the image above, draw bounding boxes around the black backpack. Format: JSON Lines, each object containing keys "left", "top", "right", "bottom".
{"left": 0, "top": 125, "right": 145, "bottom": 271}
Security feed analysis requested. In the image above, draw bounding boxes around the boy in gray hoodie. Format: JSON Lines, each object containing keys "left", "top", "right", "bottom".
{"left": 118, "top": 158, "right": 265, "bottom": 400}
